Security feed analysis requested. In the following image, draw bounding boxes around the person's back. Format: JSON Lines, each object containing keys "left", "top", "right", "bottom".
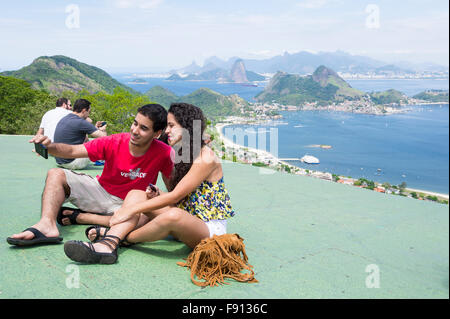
{"left": 54, "top": 113, "right": 97, "bottom": 164}
{"left": 38, "top": 98, "right": 72, "bottom": 142}
{"left": 53, "top": 98, "right": 106, "bottom": 169}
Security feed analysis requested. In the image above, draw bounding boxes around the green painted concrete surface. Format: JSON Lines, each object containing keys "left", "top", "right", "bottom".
{"left": 0, "top": 135, "right": 448, "bottom": 298}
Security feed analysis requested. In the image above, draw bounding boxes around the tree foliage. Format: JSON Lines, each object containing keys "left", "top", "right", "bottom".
{"left": 0, "top": 76, "right": 155, "bottom": 135}
{"left": 0, "top": 76, "right": 55, "bottom": 134}
{"left": 61, "top": 87, "right": 154, "bottom": 134}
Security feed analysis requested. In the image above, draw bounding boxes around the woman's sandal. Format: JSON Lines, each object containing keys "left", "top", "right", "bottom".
{"left": 85, "top": 226, "right": 135, "bottom": 247}
{"left": 85, "top": 225, "right": 110, "bottom": 242}
{"left": 63, "top": 235, "right": 121, "bottom": 264}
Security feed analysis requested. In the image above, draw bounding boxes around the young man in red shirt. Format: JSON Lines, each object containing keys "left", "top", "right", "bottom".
{"left": 8, "top": 104, "right": 174, "bottom": 246}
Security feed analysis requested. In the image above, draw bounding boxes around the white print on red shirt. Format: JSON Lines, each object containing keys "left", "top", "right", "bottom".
{"left": 120, "top": 168, "right": 147, "bottom": 180}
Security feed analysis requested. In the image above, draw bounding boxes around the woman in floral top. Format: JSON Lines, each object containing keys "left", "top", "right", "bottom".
{"left": 64, "top": 103, "right": 235, "bottom": 264}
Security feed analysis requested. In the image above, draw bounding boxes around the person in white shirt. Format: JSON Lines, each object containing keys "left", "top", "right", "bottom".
{"left": 36, "top": 98, "right": 72, "bottom": 142}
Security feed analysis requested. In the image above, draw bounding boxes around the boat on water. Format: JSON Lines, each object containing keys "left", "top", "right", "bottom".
{"left": 300, "top": 155, "right": 320, "bottom": 164}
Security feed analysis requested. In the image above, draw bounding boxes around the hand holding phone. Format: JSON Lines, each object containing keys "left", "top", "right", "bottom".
{"left": 34, "top": 143, "right": 48, "bottom": 159}
{"left": 96, "top": 121, "right": 107, "bottom": 129}
{"left": 146, "top": 183, "right": 160, "bottom": 199}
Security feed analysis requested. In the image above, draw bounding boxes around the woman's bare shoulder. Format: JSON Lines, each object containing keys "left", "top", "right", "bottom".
{"left": 196, "top": 146, "right": 220, "bottom": 166}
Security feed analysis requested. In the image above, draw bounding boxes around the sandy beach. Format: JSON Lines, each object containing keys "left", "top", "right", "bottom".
{"left": 405, "top": 188, "right": 449, "bottom": 200}
{"left": 215, "top": 122, "right": 299, "bottom": 170}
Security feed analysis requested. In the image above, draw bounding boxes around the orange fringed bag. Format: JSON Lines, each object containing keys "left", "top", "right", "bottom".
{"left": 177, "top": 233, "right": 258, "bottom": 287}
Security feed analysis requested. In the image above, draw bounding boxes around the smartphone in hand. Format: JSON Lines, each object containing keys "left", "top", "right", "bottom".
{"left": 34, "top": 143, "right": 48, "bottom": 159}
{"left": 148, "top": 183, "right": 157, "bottom": 192}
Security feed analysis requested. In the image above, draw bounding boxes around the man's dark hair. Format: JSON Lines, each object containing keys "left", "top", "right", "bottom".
{"left": 56, "top": 98, "right": 68, "bottom": 107}
{"left": 137, "top": 104, "right": 168, "bottom": 132}
{"left": 73, "top": 99, "right": 91, "bottom": 113}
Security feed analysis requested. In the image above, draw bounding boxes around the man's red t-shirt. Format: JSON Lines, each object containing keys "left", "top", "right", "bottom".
{"left": 84, "top": 133, "right": 174, "bottom": 200}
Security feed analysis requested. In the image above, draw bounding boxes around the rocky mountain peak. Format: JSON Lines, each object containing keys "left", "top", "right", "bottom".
{"left": 230, "top": 59, "right": 249, "bottom": 83}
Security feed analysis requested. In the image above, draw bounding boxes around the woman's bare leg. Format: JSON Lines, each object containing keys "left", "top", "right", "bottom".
{"left": 86, "top": 193, "right": 171, "bottom": 240}
{"left": 84, "top": 189, "right": 149, "bottom": 253}
{"left": 126, "top": 207, "right": 209, "bottom": 248}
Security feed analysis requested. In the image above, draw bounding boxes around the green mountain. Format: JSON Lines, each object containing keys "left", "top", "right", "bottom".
{"left": 145, "top": 86, "right": 248, "bottom": 118}
{"left": 413, "top": 90, "right": 449, "bottom": 103}
{"left": 1, "top": 55, "right": 134, "bottom": 95}
{"left": 183, "top": 88, "right": 245, "bottom": 117}
{"left": 255, "top": 65, "right": 365, "bottom": 105}
{"left": 312, "top": 65, "right": 364, "bottom": 99}
{"left": 369, "top": 89, "right": 408, "bottom": 105}
{"left": 144, "top": 85, "right": 179, "bottom": 108}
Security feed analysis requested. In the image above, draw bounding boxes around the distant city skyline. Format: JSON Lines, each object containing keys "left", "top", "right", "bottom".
{"left": 0, "top": 0, "right": 448, "bottom": 72}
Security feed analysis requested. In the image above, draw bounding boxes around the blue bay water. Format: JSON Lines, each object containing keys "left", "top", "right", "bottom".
{"left": 114, "top": 76, "right": 449, "bottom": 194}
{"left": 224, "top": 105, "right": 449, "bottom": 194}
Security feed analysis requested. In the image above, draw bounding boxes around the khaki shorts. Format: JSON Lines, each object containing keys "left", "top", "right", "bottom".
{"left": 63, "top": 169, "right": 123, "bottom": 215}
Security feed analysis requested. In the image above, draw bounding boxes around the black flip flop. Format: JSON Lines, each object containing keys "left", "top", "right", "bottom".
{"left": 57, "top": 206, "right": 85, "bottom": 226}
{"left": 7, "top": 227, "right": 63, "bottom": 246}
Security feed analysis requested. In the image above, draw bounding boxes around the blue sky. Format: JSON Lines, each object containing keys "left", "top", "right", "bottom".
{"left": 0, "top": 0, "right": 448, "bottom": 72}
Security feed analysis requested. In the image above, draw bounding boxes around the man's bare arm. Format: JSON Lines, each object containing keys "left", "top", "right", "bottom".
{"left": 90, "top": 130, "right": 107, "bottom": 138}
{"left": 90, "top": 121, "right": 107, "bottom": 138}
{"left": 30, "top": 135, "right": 88, "bottom": 158}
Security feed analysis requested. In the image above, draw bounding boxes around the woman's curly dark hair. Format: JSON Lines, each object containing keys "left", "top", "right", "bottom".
{"left": 167, "top": 102, "right": 206, "bottom": 192}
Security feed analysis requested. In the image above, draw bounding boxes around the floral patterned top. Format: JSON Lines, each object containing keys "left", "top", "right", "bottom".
{"left": 177, "top": 176, "right": 235, "bottom": 222}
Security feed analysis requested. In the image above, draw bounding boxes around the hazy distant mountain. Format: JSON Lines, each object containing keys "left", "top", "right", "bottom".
{"left": 247, "top": 50, "right": 389, "bottom": 74}
{"left": 183, "top": 50, "right": 448, "bottom": 76}
{"left": 394, "top": 61, "right": 449, "bottom": 73}
{"left": 168, "top": 59, "right": 265, "bottom": 83}
{"left": 1, "top": 55, "right": 134, "bottom": 94}
{"left": 169, "top": 61, "right": 205, "bottom": 74}
{"left": 230, "top": 59, "right": 249, "bottom": 83}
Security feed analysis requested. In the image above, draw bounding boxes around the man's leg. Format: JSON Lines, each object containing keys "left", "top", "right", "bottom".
{"left": 9, "top": 168, "right": 68, "bottom": 240}
{"left": 58, "top": 169, "right": 123, "bottom": 226}
{"left": 59, "top": 208, "right": 112, "bottom": 226}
